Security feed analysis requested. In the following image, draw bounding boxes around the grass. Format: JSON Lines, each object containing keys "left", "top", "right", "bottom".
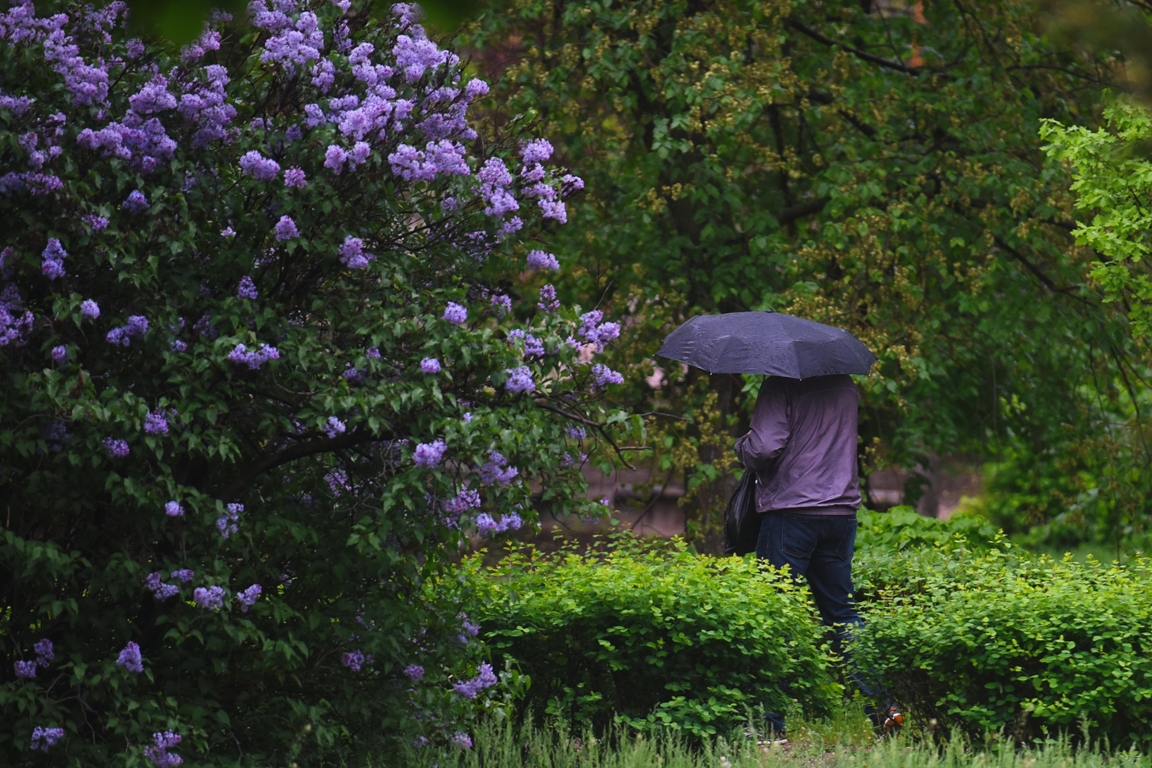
{"left": 392, "top": 707, "right": 1152, "bottom": 768}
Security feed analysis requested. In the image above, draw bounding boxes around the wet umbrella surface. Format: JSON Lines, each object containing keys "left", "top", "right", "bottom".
{"left": 656, "top": 311, "right": 876, "bottom": 379}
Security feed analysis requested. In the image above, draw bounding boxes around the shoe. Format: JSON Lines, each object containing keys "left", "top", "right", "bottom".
{"left": 880, "top": 705, "right": 904, "bottom": 735}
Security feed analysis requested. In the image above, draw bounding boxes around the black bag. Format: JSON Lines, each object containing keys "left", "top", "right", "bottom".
{"left": 724, "top": 469, "right": 761, "bottom": 556}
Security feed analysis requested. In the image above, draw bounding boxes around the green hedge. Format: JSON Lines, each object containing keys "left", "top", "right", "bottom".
{"left": 462, "top": 537, "right": 840, "bottom": 737}
{"left": 853, "top": 549, "right": 1152, "bottom": 744}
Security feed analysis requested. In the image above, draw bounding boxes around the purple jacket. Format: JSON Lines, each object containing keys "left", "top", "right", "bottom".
{"left": 734, "top": 374, "right": 862, "bottom": 514}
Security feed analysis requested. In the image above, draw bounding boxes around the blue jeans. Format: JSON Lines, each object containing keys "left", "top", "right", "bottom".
{"left": 756, "top": 511, "right": 880, "bottom": 730}
{"left": 756, "top": 511, "right": 862, "bottom": 642}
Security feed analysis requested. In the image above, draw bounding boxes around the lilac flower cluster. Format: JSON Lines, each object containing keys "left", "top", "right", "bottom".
{"left": 453, "top": 661, "right": 497, "bottom": 699}
{"left": 172, "top": 569, "right": 194, "bottom": 583}
{"left": 388, "top": 140, "right": 469, "bottom": 181}
{"left": 144, "top": 732, "right": 183, "bottom": 768}
{"left": 106, "top": 315, "right": 149, "bottom": 346}
{"left": 237, "top": 275, "right": 258, "bottom": 299}
{"left": 490, "top": 294, "right": 512, "bottom": 316}
{"left": 539, "top": 284, "right": 560, "bottom": 312}
{"left": 420, "top": 357, "right": 441, "bottom": 374}
{"left": 474, "top": 512, "right": 522, "bottom": 536}
{"left": 145, "top": 410, "right": 170, "bottom": 434}
{"left": 442, "top": 302, "right": 468, "bottom": 324}
{"left": 41, "top": 238, "right": 66, "bottom": 279}
{"left": 504, "top": 365, "right": 535, "bottom": 394}
{"left": 164, "top": 501, "right": 183, "bottom": 517}
{"left": 122, "top": 190, "right": 150, "bottom": 215}
{"left": 592, "top": 364, "right": 625, "bottom": 388}
{"left": 341, "top": 649, "right": 374, "bottom": 672}
{"left": 338, "top": 236, "right": 374, "bottom": 269}
{"left": 274, "top": 215, "right": 299, "bottom": 240}
{"left": 217, "top": 502, "right": 243, "bottom": 539}
{"left": 193, "top": 585, "right": 227, "bottom": 610}
{"left": 145, "top": 572, "right": 180, "bottom": 601}
{"left": 13, "top": 637, "right": 53, "bottom": 680}
{"left": 227, "top": 342, "right": 280, "bottom": 369}
{"left": 51, "top": 345, "right": 67, "bottom": 362}
{"left": 413, "top": 439, "right": 446, "bottom": 468}
{"left": 324, "top": 416, "right": 347, "bottom": 438}
{"left": 526, "top": 249, "right": 560, "bottom": 270}
{"left": 103, "top": 437, "right": 130, "bottom": 458}
{"left": 451, "top": 732, "right": 473, "bottom": 750}
{"left": 0, "top": 282, "right": 34, "bottom": 347}
{"left": 80, "top": 299, "right": 100, "bottom": 319}
{"left": 578, "top": 310, "right": 622, "bottom": 351}
{"left": 236, "top": 583, "right": 262, "bottom": 612}
{"left": 404, "top": 664, "right": 424, "bottom": 682}
{"left": 478, "top": 451, "right": 519, "bottom": 486}
{"left": 30, "top": 726, "right": 64, "bottom": 751}
{"left": 239, "top": 150, "right": 280, "bottom": 180}
{"left": 442, "top": 488, "right": 481, "bottom": 514}
{"left": 116, "top": 641, "right": 143, "bottom": 673}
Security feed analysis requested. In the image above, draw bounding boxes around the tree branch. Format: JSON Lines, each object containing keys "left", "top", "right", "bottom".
{"left": 535, "top": 400, "right": 638, "bottom": 470}
{"left": 785, "top": 18, "right": 926, "bottom": 77}
{"left": 990, "top": 233, "right": 1093, "bottom": 306}
{"left": 218, "top": 429, "right": 386, "bottom": 501}
{"left": 777, "top": 196, "right": 831, "bottom": 226}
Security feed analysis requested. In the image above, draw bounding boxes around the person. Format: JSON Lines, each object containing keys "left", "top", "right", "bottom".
{"left": 734, "top": 373, "right": 901, "bottom": 736}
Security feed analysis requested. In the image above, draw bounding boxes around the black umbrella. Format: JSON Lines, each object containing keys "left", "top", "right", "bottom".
{"left": 656, "top": 311, "right": 876, "bottom": 379}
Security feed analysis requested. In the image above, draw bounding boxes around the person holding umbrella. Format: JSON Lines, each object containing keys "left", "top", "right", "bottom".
{"left": 657, "top": 310, "right": 901, "bottom": 737}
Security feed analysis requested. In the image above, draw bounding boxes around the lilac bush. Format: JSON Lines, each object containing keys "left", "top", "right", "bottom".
{"left": 0, "top": 0, "right": 625, "bottom": 763}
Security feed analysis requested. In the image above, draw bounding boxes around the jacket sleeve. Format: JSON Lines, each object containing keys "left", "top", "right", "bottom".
{"left": 734, "top": 379, "right": 790, "bottom": 472}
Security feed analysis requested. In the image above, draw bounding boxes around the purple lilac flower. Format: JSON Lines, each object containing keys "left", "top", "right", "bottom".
{"left": 145, "top": 572, "right": 180, "bottom": 600}
{"left": 462, "top": 412, "right": 473, "bottom": 423}
{"left": 366, "top": 347, "right": 381, "bottom": 359}
{"left": 103, "top": 438, "right": 129, "bottom": 458}
{"left": 324, "top": 416, "right": 346, "bottom": 438}
{"left": 566, "top": 424, "right": 588, "bottom": 440}
{"left": 144, "top": 410, "right": 169, "bottom": 434}
{"left": 30, "top": 727, "right": 64, "bottom": 752}
{"left": 413, "top": 439, "right": 446, "bottom": 468}
{"left": 342, "top": 650, "right": 373, "bottom": 671}
{"left": 122, "top": 190, "right": 149, "bottom": 215}
{"left": 51, "top": 345, "right": 67, "bottom": 362}
{"left": 164, "top": 501, "right": 183, "bottom": 517}
{"left": 338, "top": 236, "right": 373, "bottom": 269}
{"left": 479, "top": 451, "right": 520, "bottom": 486}
{"left": 274, "top": 215, "right": 299, "bottom": 241}
{"left": 420, "top": 357, "right": 441, "bottom": 374}
{"left": 41, "top": 238, "right": 66, "bottom": 279}
{"left": 578, "top": 311, "right": 621, "bottom": 350}
{"left": 237, "top": 276, "right": 258, "bottom": 299}
{"left": 388, "top": 140, "right": 470, "bottom": 181}
{"left": 523, "top": 335, "right": 545, "bottom": 358}
{"left": 236, "top": 584, "right": 262, "bottom": 612}
{"left": 171, "top": 569, "right": 194, "bottom": 583}
{"left": 442, "top": 302, "right": 467, "bottom": 325}
{"left": 106, "top": 315, "right": 149, "bottom": 346}
{"left": 193, "top": 585, "right": 226, "bottom": 610}
{"left": 504, "top": 366, "right": 535, "bottom": 394}
{"left": 283, "top": 167, "right": 307, "bottom": 188}
{"left": 144, "top": 731, "right": 183, "bottom": 767}
{"left": 475, "top": 512, "right": 523, "bottom": 536}
{"left": 80, "top": 299, "right": 100, "bottom": 319}
{"left": 451, "top": 732, "right": 473, "bottom": 750}
{"left": 116, "top": 641, "right": 144, "bottom": 673}
{"left": 129, "top": 76, "right": 177, "bottom": 114}
{"left": 443, "top": 488, "right": 481, "bottom": 513}
{"left": 324, "top": 145, "right": 347, "bottom": 173}
{"left": 394, "top": 33, "right": 455, "bottom": 81}
{"left": 238, "top": 150, "right": 281, "bottom": 181}
{"left": 83, "top": 214, "right": 109, "bottom": 231}
{"left": 14, "top": 660, "right": 36, "bottom": 679}
{"left": 521, "top": 138, "right": 554, "bottom": 164}
{"left": 261, "top": 11, "right": 324, "bottom": 71}
{"left": 490, "top": 294, "right": 511, "bottom": 316}
{"left": 404, "top": 664, "right": 424, "bottom": 682}
{"left": 343, "top": 365, "right": 362, "bottom": 382}
{"left": 526, "top": 249, "right": 560, "bottom": 270}
{"left": 227, "top": 343, "right": 280, "bottom": 369}
{"left": 453, "top": 662, "right": 497, "bottom": 699}
{"left": 34, "top": 639, "right": 53, "bottom": 666}
{"left": 217, "top": 502, "right": 242, "bottom": 539}
{"left": 221, "top": 226, "right": 236, "bottom": 238}
{"left": 592, "top": 363, "right": 625, "bottom": 388}
{"left": 538, "top": 284, "right": 560, "bottom": 312}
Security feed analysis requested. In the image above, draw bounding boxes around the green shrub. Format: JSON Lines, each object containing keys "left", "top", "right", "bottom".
{"left": 857, "top": 507, "right": 1002, "bottom": 554}
{"left": 854, "top": 550, "right": 1152, "bottom": 744}
{"left": 461, "top": 537, "right": 841, "bottom": 738}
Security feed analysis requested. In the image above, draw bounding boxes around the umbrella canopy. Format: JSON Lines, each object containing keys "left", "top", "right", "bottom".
{"left": 656, "top": 311, "right": 876, "bottom": 379}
